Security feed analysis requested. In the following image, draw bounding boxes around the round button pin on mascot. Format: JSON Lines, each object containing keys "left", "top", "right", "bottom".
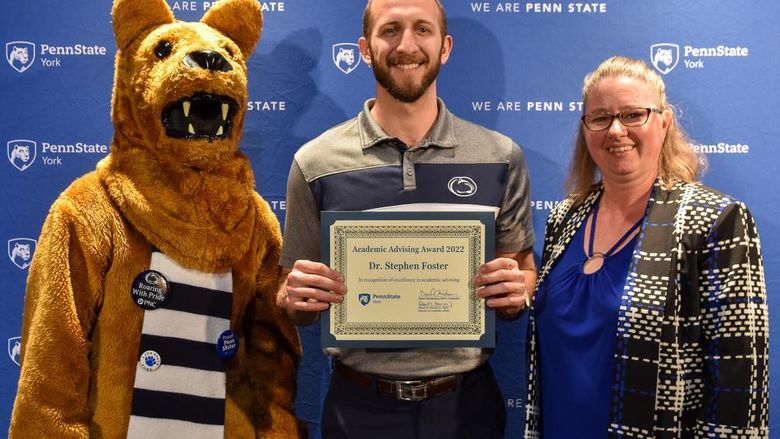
{"left": 9, "top": 0, "right": 304, "bottom": 437}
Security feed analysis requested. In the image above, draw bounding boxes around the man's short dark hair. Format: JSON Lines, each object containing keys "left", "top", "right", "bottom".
{"left": 362, "top": 0, "right": 448, "bottom": 39}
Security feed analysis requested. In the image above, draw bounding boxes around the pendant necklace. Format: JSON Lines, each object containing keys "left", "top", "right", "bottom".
{"left": 582, "top": 199, "right": 644, "bottom": 275}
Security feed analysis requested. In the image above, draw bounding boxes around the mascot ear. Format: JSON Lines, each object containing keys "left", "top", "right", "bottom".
{"left": 201, "top": 0, "right": 263, "bottom": 58}
{"left": 112, "top": 0, "right": 174, "bottom": 51}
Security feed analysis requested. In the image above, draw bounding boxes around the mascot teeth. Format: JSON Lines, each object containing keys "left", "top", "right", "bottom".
{"left": 161, "top": 92, "right": 237, "bottom": 141}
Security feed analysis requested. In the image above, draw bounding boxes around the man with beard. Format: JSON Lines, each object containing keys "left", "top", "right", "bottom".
{"left": 276, "top": 0, "right": 536, "bottom": 437}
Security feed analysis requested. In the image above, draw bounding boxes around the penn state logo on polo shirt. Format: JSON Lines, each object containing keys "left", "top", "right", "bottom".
{"left": 448, "top": 176, "right": 478, "bottom": 197}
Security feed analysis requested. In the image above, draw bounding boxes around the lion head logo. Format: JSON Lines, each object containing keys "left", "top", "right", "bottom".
{"left": 7, "top": 140, "right": 37, "bottom": 171}
{"left": 8, "top": 337, "right": 22, "bottom": 366}
{"left": 332, "top": 43, "right": 361, "bottom": 74}
{"left": 650, "top": 43, "right": 680, "bottom": 75}
{"left": 6, "top": 41, "right": 36, "bottom": 73}
{"left": 8, "top": 238, "right": 37, "bottom": 270}
{"left": 448, "top": 176, "right": 478, "bottom": 197}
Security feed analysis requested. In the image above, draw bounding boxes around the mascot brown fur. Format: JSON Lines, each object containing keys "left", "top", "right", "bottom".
{"left": 9, "top": 0, "right": 303, "bottom": 437}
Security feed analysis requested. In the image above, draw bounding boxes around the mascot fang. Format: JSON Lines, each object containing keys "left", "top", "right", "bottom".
{"left": 9, "top": 0, "right": 303, "bottom": 437}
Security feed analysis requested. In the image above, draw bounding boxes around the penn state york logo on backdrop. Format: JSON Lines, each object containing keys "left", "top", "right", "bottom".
{"left": 7, "top": 139, "right": 37, "bottom": 171}
{"left": 8, "top": 238, "right": 37, "bottom": 270}
{"left": 332, "top": 43, "right": 361, "bottom": 74}
{"left": 8, "top": 337, "right": 21, "bottom": 366}
{"left": 650, "top": 43, "right": 680, "bottom": 75}
{"left": 359, "top": 293, "right": 371, "bottom": 306}
{"left": 6, "top": 41, "right": 36, "bottom": 73}
{"left": 448, "top": 176, "right": 478, "bottom": 197}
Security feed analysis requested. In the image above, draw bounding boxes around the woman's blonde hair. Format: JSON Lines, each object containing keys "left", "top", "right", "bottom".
{"left": 566, "top": 56, "right": 705, "bottom": 202}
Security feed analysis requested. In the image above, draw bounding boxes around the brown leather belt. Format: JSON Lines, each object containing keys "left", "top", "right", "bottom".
{"left": 334, "top": 361, "right": 463, "bottom": 401}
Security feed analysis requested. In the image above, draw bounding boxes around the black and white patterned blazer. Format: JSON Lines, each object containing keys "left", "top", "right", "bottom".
{"left": 524, "top": 180, "right": 769, "bottom": 438}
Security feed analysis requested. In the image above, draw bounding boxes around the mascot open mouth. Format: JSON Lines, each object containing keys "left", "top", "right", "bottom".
{"left": 161, "top": 92, "right": 238, "bottom": 140}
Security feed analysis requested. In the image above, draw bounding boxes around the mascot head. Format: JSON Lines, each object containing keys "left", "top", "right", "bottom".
{"left": 101, "top": 0, "right": 265, "bottom": 270}
{"left": 111, "top": 0, "right": 261, "bottom": 170}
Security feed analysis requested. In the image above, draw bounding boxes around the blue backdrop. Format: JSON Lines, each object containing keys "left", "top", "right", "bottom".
{"left": 1, "top": 1, "right": 777, "bottom": 437}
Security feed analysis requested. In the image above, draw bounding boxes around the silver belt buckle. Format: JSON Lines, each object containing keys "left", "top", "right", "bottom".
{"left": 394, "top": 380, "right": 429, "bottom": 401}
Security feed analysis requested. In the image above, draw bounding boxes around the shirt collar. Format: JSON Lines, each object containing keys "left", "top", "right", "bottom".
{"left": 357, "top": 98, "right": 458, "bottom": 150}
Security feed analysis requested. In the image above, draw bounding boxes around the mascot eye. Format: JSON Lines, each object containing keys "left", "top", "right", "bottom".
{"left": 154, "top": 41, "right": 173, "bottom": 59}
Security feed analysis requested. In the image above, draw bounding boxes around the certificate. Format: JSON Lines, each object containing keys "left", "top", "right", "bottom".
{"left": 321, "top": 211, "right": 495, "bottom": 348}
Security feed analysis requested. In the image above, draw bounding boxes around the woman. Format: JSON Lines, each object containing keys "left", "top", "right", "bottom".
{"left": 525, "top": 56, "right": 768, "bottom": 438}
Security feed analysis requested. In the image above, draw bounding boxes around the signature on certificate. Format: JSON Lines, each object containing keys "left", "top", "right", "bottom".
{"left": 418, "top": 288, "right": 459, "bottom": 300}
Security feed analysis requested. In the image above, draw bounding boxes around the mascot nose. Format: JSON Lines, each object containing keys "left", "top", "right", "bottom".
{"left": 183, "top": 50, "right": 232, "bottom": 72}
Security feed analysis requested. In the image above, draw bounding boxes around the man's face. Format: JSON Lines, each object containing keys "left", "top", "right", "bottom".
{"left": 360, "top": 0, "right": 452, "bottom": 103}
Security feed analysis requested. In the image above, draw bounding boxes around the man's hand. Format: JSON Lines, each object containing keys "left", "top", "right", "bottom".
{"left": 473, "top": 250, "right": 537, "bottom": 319}
{"left": 277, "top": 260, "right": 347, "bottom": 326}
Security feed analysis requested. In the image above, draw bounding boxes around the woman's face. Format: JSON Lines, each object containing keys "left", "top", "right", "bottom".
{"left": 583, "top": 75, "right": 670, "bottom": 189}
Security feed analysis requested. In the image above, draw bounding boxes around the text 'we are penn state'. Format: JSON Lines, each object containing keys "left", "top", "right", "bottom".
{"left": 470, "top": 2, "right": 607, "bottom": 14}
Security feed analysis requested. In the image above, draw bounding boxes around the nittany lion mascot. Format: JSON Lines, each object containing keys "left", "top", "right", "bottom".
{"left": 9, "top": 0, "right": 303, "bottom": 437}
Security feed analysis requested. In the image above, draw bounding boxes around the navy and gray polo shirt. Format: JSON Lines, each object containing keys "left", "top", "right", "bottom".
{"left": 280, "top": 98, "right": 534, "bottom": 377}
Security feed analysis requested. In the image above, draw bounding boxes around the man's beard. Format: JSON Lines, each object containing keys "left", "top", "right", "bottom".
{"left": 371, "top": 48, "right": 441, "bottom": 103}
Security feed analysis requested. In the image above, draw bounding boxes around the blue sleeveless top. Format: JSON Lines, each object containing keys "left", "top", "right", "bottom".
{"left": 533, "top": 214, "right": 638, "bottom": 438}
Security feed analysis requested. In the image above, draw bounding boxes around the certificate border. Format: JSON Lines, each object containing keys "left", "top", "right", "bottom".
{"left": 321, "top": 211, "right": 496, "bottom": 348}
